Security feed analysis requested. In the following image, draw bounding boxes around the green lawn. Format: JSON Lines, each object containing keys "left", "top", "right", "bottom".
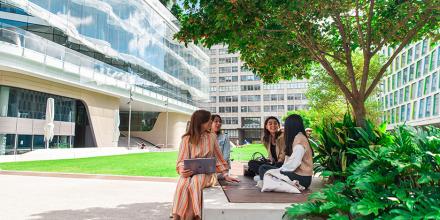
{"left": 230, "top": 144, "right": 267, "bottom": 162}
{"left": 0, "top": 144, "right": 267, "bottom": 177}
{"left": 0, "top": 152, "right": 179, "bottom": 177}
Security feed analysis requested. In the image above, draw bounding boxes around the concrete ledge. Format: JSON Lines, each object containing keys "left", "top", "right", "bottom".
{"left": 203, "top": 186, "right": 290, "bottom": 220}
{"left": 0, "top": 170, "right": 178, "bottom": 183}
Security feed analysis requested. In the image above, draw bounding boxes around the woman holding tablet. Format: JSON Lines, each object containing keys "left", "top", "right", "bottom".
{"left": 172, "top": 110, "right": 239, "bottom": 220}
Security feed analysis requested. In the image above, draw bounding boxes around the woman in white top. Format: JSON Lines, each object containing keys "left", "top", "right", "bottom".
{"left": 259, "top": 114, "right": 313, "bottom": 188}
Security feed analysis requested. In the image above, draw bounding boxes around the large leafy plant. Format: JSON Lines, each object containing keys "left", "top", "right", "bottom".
{"left": 285, "top": 125, "right": 440, "bottom": 219}
{"left": 313, "top": 114, "right": 391, "bottom": 181}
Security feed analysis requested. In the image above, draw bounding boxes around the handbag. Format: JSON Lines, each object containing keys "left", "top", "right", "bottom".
{"left": 245, "top": 152, "right": 270, "bottom": 177}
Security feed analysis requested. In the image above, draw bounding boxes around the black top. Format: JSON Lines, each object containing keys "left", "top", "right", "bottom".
{"left": 270, "top": 143, "right": 278, "bottom": 162}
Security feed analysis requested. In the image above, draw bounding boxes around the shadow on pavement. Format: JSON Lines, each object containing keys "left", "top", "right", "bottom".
{"left": 30, "top": 202, "right": 172, "bottom": 220}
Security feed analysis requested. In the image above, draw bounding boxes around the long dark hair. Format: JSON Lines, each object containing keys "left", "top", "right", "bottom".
{"left": 183, "top": 110, "right": 211, "bottom": 145}
{"left": 211, "top": 114, "right": 222, "bottom": 135}
{"left": 284, "top": 114, "right": 307, "bottom": 156}
{"left": 262, "top": 116, "right": 281, "bottom": 144}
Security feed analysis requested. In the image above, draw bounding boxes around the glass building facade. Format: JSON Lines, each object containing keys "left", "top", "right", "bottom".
{"left": 0, "top": 86, "right": 76, "bottom": 154}
{"left": 0, "top": 0, "right": 210, "bottom": 154}
{"left": 0, "top": 0, "right": 209, "bottom": 104}
{"left": 379, "top": 39, "right": 440, "bottom": 126}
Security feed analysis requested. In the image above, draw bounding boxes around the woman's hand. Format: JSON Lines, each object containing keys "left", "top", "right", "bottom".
{"left": 223, "top": 174, "right": 240, "bottom": 183}
{"left": 178, "top": 167, "right": 193, "bottom": 178}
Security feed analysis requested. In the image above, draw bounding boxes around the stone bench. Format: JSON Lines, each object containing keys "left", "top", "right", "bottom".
{"left": 202, "top": 175, "right": 323, "bottom": 220}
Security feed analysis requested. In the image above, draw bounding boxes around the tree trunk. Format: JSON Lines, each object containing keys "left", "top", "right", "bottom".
{"left": 351, "top": 100, "right": 367, "bottom": 127}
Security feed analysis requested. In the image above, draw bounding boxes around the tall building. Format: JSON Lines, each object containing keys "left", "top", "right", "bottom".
{"left": 204, "top": 45, "right": 309, "bottom": 144}
{"left": 379, "top": 39, "right": 440, "bottom": 128}
{"left": 0, "top": 0, "right": 209, "bottom": 155}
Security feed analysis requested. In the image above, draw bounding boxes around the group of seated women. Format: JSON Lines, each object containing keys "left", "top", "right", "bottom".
{"left": 171, "top": 110, "right": 313, "bottom": 220}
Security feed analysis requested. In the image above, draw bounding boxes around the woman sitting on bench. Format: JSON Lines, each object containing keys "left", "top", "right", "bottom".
{"left": 259, "top": 114, "right": 313, "bottom": 189}
{"left": 171, "top": 110, "right": 239, "bottom": 220}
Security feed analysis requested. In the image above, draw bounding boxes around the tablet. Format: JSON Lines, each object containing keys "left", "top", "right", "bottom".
{"left": 184, "top": 158, "right": 216, "bottom": 175}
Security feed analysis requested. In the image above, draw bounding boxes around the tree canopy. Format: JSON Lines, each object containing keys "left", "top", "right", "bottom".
{"left": 175, "top": 0, "right": 439, "bottom": 126}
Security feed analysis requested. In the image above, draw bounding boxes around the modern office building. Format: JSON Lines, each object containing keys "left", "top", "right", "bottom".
{"left": 203, "top": 45, "right": 309, "bottom": 144}
{"left": 0, "top": 0, "right": 209, "bottom": 155}
{"left": 379, "top": 39, "right": 440, "bottom": 128}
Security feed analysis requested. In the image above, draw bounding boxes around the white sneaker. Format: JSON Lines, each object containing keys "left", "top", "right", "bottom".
{"left": 253, "top": 175, "right": 261, "bottom": 182}
{"left": 256, "top": 180, "right": 263, "bottom": 189}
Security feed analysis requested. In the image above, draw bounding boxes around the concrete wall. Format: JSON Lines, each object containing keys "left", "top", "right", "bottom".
{"left": 128, "top": 112, "right": 190, "bottom": 149}
{"left": 0, "top": 71, "right": 120, "bottom": 147}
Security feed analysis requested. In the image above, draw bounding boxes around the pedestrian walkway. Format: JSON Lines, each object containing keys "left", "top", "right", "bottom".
{"left": 0, "top": 174, "right": 177, "bottom": 220}
{"left": 0, "top": 147, "right": 175, "bottom": 163}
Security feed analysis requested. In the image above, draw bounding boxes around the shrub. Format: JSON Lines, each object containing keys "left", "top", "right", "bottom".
{"left": 285, "top": 125, "right": 440, "bottom": 219}
{"left": 313, "top": 114, "right": 391, "bottom": 181}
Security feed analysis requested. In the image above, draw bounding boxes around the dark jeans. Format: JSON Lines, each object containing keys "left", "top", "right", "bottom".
{"left": 258, "top": 164, "right": 312, "bottom": 189}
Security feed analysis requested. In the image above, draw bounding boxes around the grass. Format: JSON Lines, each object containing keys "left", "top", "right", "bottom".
{"left": 0, "top": 152, "right": 179, "bottom": 177}
{"left": 230, "top": 144, "right": 267, "bottom": 162}
{"left": 0, "top": 144, "right": 267, "bottom": 177}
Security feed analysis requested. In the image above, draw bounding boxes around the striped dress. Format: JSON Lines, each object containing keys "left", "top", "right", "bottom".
{"left": 172, "top": 132, "right": 229, "bottom": 219}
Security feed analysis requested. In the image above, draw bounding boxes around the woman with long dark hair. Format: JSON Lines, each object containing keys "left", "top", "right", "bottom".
{"left": 261, "top": 116, "right": 285, "bottom": 166}
{"left": 259, "top": 114, "right": 313, "bottom": 188}
{"left": 249, "top": 116, "right": 286, "bottom": 177}
{"left": 172, "top": 110, "right": 239, "bottom": 220}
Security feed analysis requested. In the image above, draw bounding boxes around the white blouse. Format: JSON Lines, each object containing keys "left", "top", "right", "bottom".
{"left": 280, "top": 144, "right": 305, "bottom": 172}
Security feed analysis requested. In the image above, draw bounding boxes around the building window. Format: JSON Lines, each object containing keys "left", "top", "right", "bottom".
{"left": 415, "top": 42, "right": 421, "bottom": 59}
{"left": 404, "top": 86, "right": 410, "bottom": 102}
{"left": 241, "top": 95, "right": 261, "bottom": 102}
{"left": 416, "top": 60, "right": 422, "bottom": 78}
{"left": 0, "top": 134, "right": 16, "bottom": 155}
{"left": 219, "top": 96, "right": 238, "bottom": 102}
{"left": 407, "top": 48, "right": 413, "bottom": 63}
{"left": 219, "top": 76, "right": 238, "bottom": 82}
{"left": 210, "top": 58, "right": 217, "bottom": 64}
{"left": 209, "top": 49, "right": 217, "bottom": 55}
{"left": 240, "top": 85, "right": 261, "bottom": 91}
{"left": 287, "top": 105, "right": 309, "bottom": 111}
{"left": 287, "top": 93, "right": 306, "bottom": 100}
{"left": 240, "top": 75, "right": 260, "bottom": 81}
{"left": 210, "top": 67, "right": 217, "bottom": 74}
{"left": 218, "top": 48, "right": 228, "bottom": 55}
{"left": 219, "top": 106, "right": 238, "bottom": 113}
{"left": 424, "top": 75, "right": 431, "bottom": 95}
{"left": 219, "top": 57, "right": 238, "bottom": 64}
{"left": 263, "top": 84, "right": 283, "bottom": 90}
{"left": 432, "top": 72, "right": 438, "bottom": 92}
{"left": 421, "top": 39, "right": 428, "bottom": 55}
{"left": 242, "top": 117, "right": 261, "bottom": 128}
{"left": 426, "top": 96, "right": 432, "bottom": 117}
{"left": 418, "top": 98, "right": 425, "bottom": 118}
{"left": 241, "top": 106, "right": 261, "bottom": 113}
{"left": 223, "top": 117, "right": 238, "bottom": 125}
{"left": 433, "top": 93, "right": 439, "bottom": 116}
{"left": 423, "top": 56, "right": 430, "bottom": 76}
{"left": 209, "top": 77, "right": 217, "bottom": 83}
{"left": 218, "top": 85, "right": 239, "bottom": 92}
{"left": 210, "top": 86, "right": 217, "bottom": 92}
{"left": 210, "top": 96, "right": 217, "bottom": 103}
{"left": 286, "top": 82, "right": 308, "bottom": 89}
{"left": 205, "top": 107, "right": 216, "bottom": 113}
{"left": 417, "top": 80, "right": 423, "bottom": 97}
{"left": 223, "top": 129, "right": 238, "bottom": 138}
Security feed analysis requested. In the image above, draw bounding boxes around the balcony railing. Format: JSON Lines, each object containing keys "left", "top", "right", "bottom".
{"left": 0, "top": 26, "right": 199, "bottom": 110}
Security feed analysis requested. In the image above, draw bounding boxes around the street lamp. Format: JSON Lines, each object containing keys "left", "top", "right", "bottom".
{"left": 165, "top": 98, "right": 169, "bottom": 148}
{"left": 127, "top": 85, "right": 133, "bottom": 150}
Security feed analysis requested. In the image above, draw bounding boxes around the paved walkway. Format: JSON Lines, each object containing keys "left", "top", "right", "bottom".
{"left": 0, "top": 147, "right": 175, "bottom": 163}
{"left": 0, "top": 174, "right": 177, "bottom": 220}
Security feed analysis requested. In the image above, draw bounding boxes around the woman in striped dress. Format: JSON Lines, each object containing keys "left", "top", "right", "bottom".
{"left": 172, "top": 110, "right": 239, "bottom": 220}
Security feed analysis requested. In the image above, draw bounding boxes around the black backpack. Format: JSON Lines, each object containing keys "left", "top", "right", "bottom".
{"left": 245, "top": 152, "right": 270, "bottom": 177}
